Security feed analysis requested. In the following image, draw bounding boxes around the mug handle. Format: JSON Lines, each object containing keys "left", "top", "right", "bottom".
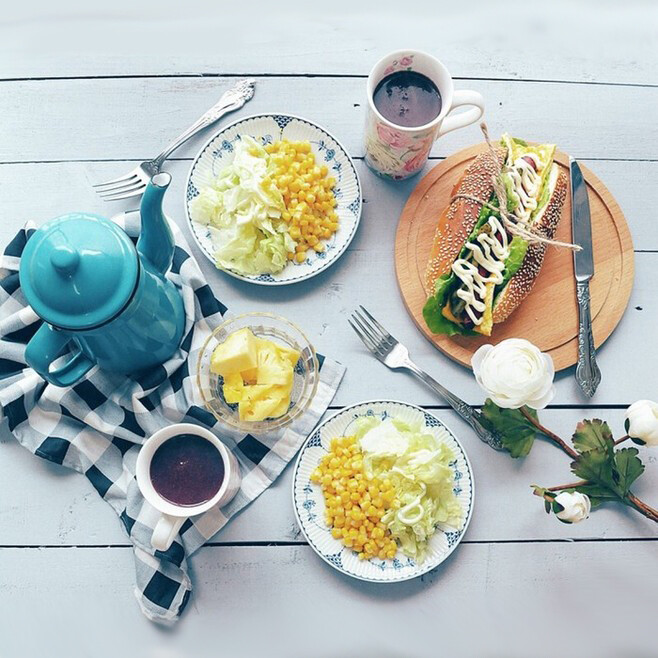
{"left": 25, "top": 323, "right": 95, "bottom": 387}
{"left": 152, "top": 515, "right": 186, "bottom": 552}
{"left": 437, "top": 90, "right": 485, "bottom": 138}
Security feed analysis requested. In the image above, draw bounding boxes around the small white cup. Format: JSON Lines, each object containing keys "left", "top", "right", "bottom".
{"left": 136, "top": 423, "right": 241, "bottom": 552}
{"left": 364, "top": 49, "right": 485, "bottom": 180}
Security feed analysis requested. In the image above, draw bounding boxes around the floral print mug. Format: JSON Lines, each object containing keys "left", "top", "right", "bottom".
{"left": 364, "top": 50, "right": 485, "bottom": 180}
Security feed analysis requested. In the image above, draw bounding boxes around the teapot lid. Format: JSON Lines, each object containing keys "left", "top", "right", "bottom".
{"left": 20, "top": 213, "right": 138, "bottom": 330}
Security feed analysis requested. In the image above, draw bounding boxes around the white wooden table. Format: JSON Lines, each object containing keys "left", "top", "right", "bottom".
{"left": 1, "top": 4, "right": 657, "bottom": 657}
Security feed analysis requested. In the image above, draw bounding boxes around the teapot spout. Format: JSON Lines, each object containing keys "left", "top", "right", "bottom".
{"left": 137, "top": 172, "right": 175, "bottom": 276}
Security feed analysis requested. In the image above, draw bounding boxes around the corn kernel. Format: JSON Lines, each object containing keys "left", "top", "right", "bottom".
{"left": 311, "top": 432, "right": 399, "bottom": 561}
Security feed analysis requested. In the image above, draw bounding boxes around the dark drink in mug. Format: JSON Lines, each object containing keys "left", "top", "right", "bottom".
{"left": 365, "top": 50, "right": 485, "bottom": 180}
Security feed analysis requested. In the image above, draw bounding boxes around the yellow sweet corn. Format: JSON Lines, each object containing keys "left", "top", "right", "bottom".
{"left": 310, "top": 435, "right": 397, "bottom": 561}
{"left": 264, "top": 140, "right": 339, "bottom": 263}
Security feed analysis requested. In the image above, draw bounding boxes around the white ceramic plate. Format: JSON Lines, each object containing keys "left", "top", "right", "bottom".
{"left": 292, "top": 400, "right": 474, "bottom": 582}
{"left": 185, "top": 113, "right": 362, "bottom": 286}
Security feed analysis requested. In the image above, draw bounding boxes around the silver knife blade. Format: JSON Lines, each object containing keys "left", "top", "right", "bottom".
{"left": 570, "top": 157, "right": 594, "bottom": 281}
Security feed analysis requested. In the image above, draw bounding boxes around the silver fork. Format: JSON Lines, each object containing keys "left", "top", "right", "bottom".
{"left": 94, "top": 78, "right": 256, "bottom": 201}
{"left": 349, "top": 306, "right": 503, "bottom": 450}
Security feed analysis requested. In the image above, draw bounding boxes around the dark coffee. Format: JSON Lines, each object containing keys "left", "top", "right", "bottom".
{"left": 373, "top": 71, "right": 442, "bottom": 128}
{"left": 150, "top": 434, "right": 225, "bottom": 507}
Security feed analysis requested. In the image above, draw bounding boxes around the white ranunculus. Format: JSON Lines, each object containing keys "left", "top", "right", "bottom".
{"left": 554, "top": 491, "right": 591, "bottom": 524}
{"left": 471, "top": 338, "right": 555, "bottom": 409}
{"left": 625, "top": 400, "right": 658, "bottom": 446}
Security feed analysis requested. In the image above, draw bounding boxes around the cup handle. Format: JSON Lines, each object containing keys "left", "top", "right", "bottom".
{"left": 152, "top": 514, "right": 186, "bottom": 551}
{"left": 437, "top": 90, "right": 485, "bottom": 138}
{"left": 25, "top": 323, "right": 95, "bottom": 387}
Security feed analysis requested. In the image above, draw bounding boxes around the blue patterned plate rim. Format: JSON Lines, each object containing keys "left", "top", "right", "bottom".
{"left": 291, "top": 399, "right": 475, "bottom": 583}
{"left": 184, "top": 112, "right": 362, "bottom": 286}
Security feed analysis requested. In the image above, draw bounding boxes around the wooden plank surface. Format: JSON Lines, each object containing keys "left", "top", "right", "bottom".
{"left": 1, "top": 1, "right": 657, "bottom": 85}
{"left": 2, "top": 409, "right": 656, "bottom": 546}
{"left": 1, "top": 159, "right": 655, "bottom": 247}
{"left": 1, "top": 77, "right": 657, "bottom": 163}
{"left": 0, "top": 155, "right": 653, "bottom": 407}
{"left": 1, "top": 542, "right": 656, "bottom": 658}
{"left": 1, "top": 5, "right": 657, "bottom": 655}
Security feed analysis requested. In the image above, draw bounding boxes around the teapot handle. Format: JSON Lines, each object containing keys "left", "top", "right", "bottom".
{"left": 25, "top": 323, "right": 95, "bottom": 387}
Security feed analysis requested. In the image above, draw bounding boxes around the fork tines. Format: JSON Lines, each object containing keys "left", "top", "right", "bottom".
{"left": 93, "top": 173, "right": 147, "bottom": 200}
{"left": 348, "top": 306, "right": 394, "bottom": 356}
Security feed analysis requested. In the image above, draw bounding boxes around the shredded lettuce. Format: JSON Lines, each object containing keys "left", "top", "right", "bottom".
{"left": 355, "top": 417, "right": 463, "bottom": 563}
{"left": 189, "top": 136, "right": 296, "bottom": 275}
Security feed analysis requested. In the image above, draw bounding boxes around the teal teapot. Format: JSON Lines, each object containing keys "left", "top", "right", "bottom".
{"left": 20, "top": 173, "right": 186, "bottom": 387}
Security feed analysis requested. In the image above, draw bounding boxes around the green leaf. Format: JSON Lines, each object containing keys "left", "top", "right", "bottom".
{"left": 500, "top": 236, "right": 528, "bottom": 284}
{"left": 613, "top": 448, "right": 645, "bottom": 497}
{"left": 572, "top": 483, "right": 619, "bottom": 509}
{"left": 572, "top": 419, "right": 614, "bottom": 456}
{"left": 422, "top": 284, "right": 462, "bottom": 336}
{"left": 482, "top": 400, "right": 538, "bottom": 458}
{"left": 570, "top": 420, "right": 644, "bottom": 503}
{"left": 571, "top": 448, "right": 618, "bottom": 496}
{"left": 551, "top": 500, "right": 566, "bottom": 516}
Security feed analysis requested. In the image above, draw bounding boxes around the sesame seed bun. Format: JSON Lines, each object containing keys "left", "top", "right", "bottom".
{"left": 424, "top": 151, "right": 568, "bottom": 336}
{"left": 492, "top": 168, "right": 568, "bottom": 324}
{"left": 425, "top": 149, "right": 505, "bottom": 293}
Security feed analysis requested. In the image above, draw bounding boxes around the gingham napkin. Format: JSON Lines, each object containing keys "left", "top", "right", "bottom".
{"left": 0, "top": 213, "right": 345, "bottom": 625}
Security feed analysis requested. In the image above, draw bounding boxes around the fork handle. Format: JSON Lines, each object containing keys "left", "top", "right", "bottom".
{"left": 151, "top": 81, "right": 255, "bottom": 168}
{"left": 403, "top": 359, "right": 504, "bottom": 451}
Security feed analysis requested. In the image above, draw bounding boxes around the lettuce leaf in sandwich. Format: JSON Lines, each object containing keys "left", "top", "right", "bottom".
{"left": 423, "top": 135, "right": 557, "bottom": 336}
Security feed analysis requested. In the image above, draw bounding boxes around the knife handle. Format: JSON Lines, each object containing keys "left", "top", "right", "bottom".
{"left": 575, "top": 280, "right": 601, "bottom": 397}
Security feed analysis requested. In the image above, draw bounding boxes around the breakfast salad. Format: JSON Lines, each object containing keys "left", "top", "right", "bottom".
{"left": 311, "top": 416, "right": 464, "bottom": 563}
{"left": 190, "top": 136, "right": 339, "bottom": 276}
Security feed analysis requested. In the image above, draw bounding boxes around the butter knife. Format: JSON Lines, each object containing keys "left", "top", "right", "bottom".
{"left": 570, "top": 157, "right": 601, "bottom": 397}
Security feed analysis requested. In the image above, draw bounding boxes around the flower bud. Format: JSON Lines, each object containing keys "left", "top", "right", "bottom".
{"left": 625, "top": 400, "right": 658, "bottom": 447}
{"left": 554, "top": 491, "right": 591, "bottom": 523}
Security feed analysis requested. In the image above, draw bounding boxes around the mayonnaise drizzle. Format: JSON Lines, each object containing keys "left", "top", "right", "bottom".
{"left": 507, "top": 154, "right": 542, "bottom": 224}
{"left": 451, "top": 215, "right": 510, "bottom": 325}
{"left": 449, "top": 152, "right": 543, "bottom": 326}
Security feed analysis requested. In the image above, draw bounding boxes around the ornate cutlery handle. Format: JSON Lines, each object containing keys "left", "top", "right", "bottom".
{"left": 152, "top": 78, "right": 256, "bottom": 168}
{"left": 575, "top": 280, "right": 601, "bottom": 397}
{"left": 403, "top": 359, "right": 503, "bottom": 450}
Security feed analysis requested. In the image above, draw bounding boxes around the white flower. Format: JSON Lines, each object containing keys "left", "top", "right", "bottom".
{"left": 471, "top": 338, "right": 555, "bottom": 409}
{"left": 625, "top": 400, "right": 658, "bottom": 446}
{"left": 554, "top": 491, "right": 591, "bottom": 523}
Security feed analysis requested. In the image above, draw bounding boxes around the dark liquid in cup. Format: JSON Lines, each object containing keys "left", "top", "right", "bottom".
{"left": 373, "top": 71, "right": 442, "bottom": 128}
{"left": 150, "top": 434, "right": 225, "bottom": 507}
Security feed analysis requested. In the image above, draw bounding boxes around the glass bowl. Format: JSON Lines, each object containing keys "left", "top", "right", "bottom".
{"left": 196, "top": 312, "right": 319, "bottom": 433}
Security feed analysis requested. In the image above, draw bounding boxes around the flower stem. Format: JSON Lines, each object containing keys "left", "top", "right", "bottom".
{"left": 626, "top": 493, "right": 658, "bottom": 523}
{"left": 540, "top": 482, "right": 658, "bottom": 523}
{"left": 614, "top": 434, "right": 631, "bottom": 446}
{"left": 520, "top": 407, "right": 578, "bottom": 459}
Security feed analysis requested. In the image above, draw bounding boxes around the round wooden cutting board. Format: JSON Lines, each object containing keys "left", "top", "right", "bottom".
{"left": 395, "top": 143, "right": 634, "bottom": 372}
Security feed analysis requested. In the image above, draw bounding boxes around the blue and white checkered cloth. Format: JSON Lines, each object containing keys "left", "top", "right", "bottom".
{"left": 0, "top": 212, "right": 345, "bottom": 625}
